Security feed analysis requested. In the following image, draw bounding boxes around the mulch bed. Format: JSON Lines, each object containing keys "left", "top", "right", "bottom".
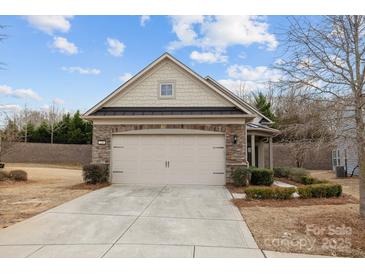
{"left": 67, "top": 182, "right": 111, "bottom": 190}
{"left": 227, "top": 183, "right": 284, "bottom": 193}
{"left": 226, "top": 178, "right": 301, "bottom": 193}
{"left": 233, "top": 194, "right": 358, "bottom": 208}
{"left": 273, "top": 177, "right": 303, "bottom": 186}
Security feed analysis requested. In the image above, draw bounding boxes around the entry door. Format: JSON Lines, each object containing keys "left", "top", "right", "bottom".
{"left": 111, "top": 134, "right": 225, "bottom": 185}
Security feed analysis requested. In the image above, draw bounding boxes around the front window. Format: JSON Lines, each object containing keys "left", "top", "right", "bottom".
{"left": 160, "top": 83, "right": 174, "bottom": 98}
{"left": 332, "top": 149, "right": 341, "bottom": 167}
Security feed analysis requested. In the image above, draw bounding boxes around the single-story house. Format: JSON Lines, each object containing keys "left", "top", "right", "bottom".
{"left": 83, "top": 53, "right": 278, "bottom": 185}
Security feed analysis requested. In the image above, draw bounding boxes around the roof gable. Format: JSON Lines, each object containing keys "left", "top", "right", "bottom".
{"left": 104, "top": 58, "right": 233, "bottom": 108}
{"left": 83, "top": 53, "right": 257, "bottom": 117}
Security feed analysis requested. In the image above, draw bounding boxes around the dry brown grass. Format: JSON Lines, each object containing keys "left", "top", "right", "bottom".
{"left": 309, "top": 170, "right": 359, "bottom": 199}
{"left": 232, "top": 170, "right": 365, "bottom": 257}
{"left": 5, "top": 163, "right": 82, "bottom": 170}
{"left": 240, "top": 204, "right": 365, "bottom": 257}
{"left": 0, "top": 165, "right": 109, "bottom": 229}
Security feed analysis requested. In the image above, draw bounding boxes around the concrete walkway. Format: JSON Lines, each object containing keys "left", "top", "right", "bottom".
{"left": 0, "top": 184, "right": 264, "bottom": 258}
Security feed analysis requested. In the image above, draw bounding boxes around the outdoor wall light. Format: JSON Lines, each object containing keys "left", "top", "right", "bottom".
{"left": 233, "top": 135, "right": 238, "bottom": 144}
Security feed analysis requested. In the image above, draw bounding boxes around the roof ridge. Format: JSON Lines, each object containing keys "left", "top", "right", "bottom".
{"left": 204, "top": 76, "right": 273, "bottom": 124}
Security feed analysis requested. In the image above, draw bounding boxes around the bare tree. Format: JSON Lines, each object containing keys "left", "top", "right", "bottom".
{"left": 275, "top": 87, "right": 334, "bottom": 167}
{"left": 17, "top": 104, "right": 30, "bottom": 142}
{"left": 276, "top": 16, "right": 365, "bottom": 217}
{"left": 46, "top": 102, "right": 63, "bottom": 144}
{"left": 0, "top": 111, "right": 20, "bottom": 162}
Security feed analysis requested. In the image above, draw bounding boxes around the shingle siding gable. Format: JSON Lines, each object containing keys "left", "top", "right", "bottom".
{"left": 105, "top": 60, "right": 233, "bottom": 108}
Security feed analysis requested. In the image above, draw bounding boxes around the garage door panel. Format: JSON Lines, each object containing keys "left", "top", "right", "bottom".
{"left": 112, "top": 134, "right": 225, "bottom": 185}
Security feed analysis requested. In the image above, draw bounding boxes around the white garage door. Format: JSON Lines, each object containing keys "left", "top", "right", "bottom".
{"left": 111, "top": 134, "right": 225, "bottom": 185}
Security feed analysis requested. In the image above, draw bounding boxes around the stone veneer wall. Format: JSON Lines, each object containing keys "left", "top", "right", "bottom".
{"left": 92, "top": 124, "right": 247, "bottom": 184}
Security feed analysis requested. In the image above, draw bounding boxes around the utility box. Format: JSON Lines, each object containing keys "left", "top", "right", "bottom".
{"left": 335, "top": 166, "right": 346, "bottom": 178}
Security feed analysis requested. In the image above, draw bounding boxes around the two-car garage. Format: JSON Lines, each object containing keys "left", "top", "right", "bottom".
{"left": 111, "top": 132, "right": 226, "bottom": 185}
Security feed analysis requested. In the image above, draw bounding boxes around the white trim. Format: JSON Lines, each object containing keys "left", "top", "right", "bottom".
{"left": 248, "top": 127, "right": 280, "bottom": 135}
{"left": 158, "top": 82, "right": 175, "bottom": 99}
{"left": 269, "top": 136, "right": 273, "bottom": 169}
{"left": 113, "top": 128, "right": 224, "bottom": 135}
{"left": 84, "top": 114, "right": 254, "bottom": 120}
{"left": 83, "top": 53, "right": 255, "bottom": 117}
{"left": 92, "top": 117, "right": 247, "bottom": 125}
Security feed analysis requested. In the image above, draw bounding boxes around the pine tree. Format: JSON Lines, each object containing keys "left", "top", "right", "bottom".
{"left": 254, "top": 92, "right": 276, "bottom": 125}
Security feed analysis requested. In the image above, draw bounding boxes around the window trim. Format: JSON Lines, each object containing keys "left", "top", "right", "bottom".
{"left": 332, "top": 149, "right": 341, "bottom": 167}
{"left": 158, "top": 81, "right": 175, "bottom": 99}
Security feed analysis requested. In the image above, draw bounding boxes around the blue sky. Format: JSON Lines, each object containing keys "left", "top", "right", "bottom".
{"left": 0, "top": 15, "right": 288, "bottom": 114}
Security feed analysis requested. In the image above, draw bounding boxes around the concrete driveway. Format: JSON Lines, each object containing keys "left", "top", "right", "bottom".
{"left": 0, "top": 184, "right": 263, "bottom": 258}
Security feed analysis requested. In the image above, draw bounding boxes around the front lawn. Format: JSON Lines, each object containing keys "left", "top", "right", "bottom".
{"left": 238, "top": 203, "right": 365, "bottom": 257}
{"left": 0, "top": 163, "right": 110, "bottom": 229}
{"left": 231, "top": 168, "right": 365, "bottom": 257}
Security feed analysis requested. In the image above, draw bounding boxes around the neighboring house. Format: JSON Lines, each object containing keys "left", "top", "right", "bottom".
{"left": 332, "top": 108, "right": 359, "bottom": 176}
{"left": 332, "top": 136, "right": 359, "bottom": 176}
{"left": 83, "top": 53, "right": 278, "bottom": 185}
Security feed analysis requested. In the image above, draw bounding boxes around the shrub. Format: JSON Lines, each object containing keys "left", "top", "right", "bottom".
{"left": 249, "top": 168, "right": 274, "bottom": 186}
{"left": 299, "top": 176, "right": 331, "bottom": 185}
{"left": 9, "top": 170, "right": 28, "bottom": 181}
{"left": 288, "top": 168, "right": 309, "bottom": 182}
{"left": 299, "top": 176, "right": 317, "bottom": 185}
{"left": 82, "top": 164, "right": 109, "bottom": 184}
{"left": 297, "top": 186, "right": 312, "bottom": 198}
{"left": 0, "top": 170, "right": 9, "bottom": 181}
{"left": 273, "top": 167, "right": 291, "bottom": 178}
{"left": 274, "top": 188, "right": 297, "bottom": 199}
{"left": 232, "top": 167, "right": 251, "bottom": 187}
{"left": 318, "top": 179, "right": 331, "bottom": 184}
{"left": 298, "top": 183, "right": 342, "bottom": 198}
{"left": 245, "top": 186, "right": 296, "bottom": 200}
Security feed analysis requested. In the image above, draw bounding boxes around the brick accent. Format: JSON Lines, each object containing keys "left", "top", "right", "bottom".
{"left": 92, "top": 124, "right": 247, "bottom": 184}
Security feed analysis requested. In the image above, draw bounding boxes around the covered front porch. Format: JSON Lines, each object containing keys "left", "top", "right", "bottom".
{"left": 246, "top": 123, "right": 278, "bottom": 169}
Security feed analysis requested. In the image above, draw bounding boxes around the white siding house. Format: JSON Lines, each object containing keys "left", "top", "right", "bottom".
{"left": 333, "top": 136, "right": 359, "bottom": 176}
{"left": 332, "top": 109, "right": 359, "bottom": 176}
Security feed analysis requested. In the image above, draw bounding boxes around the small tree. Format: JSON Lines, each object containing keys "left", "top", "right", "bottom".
{"left": 254, "top": 92, "right": 276, "bottom": 124}
{"left": 0, "top": 112, "right": 20, "bottom": 162}
{"left": 32, "top": 121, "right": 50, "bottom": 143}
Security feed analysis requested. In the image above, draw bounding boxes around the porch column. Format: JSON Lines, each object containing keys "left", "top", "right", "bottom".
{"left": 258, "top": 141, "right": 265, "bottom": 168}
{"left": 251, "top": 134, "right": 256, "bottom": 167}
{"left": 269, "top": 137, "right": 273, "bottom": 169}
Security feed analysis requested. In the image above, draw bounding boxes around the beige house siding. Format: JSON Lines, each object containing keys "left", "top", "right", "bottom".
{"left": 92, "top": 124, "right": 247, "bottom": 184}
{"left": 105, "top": 60, "right": 233, "bottom": 107}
